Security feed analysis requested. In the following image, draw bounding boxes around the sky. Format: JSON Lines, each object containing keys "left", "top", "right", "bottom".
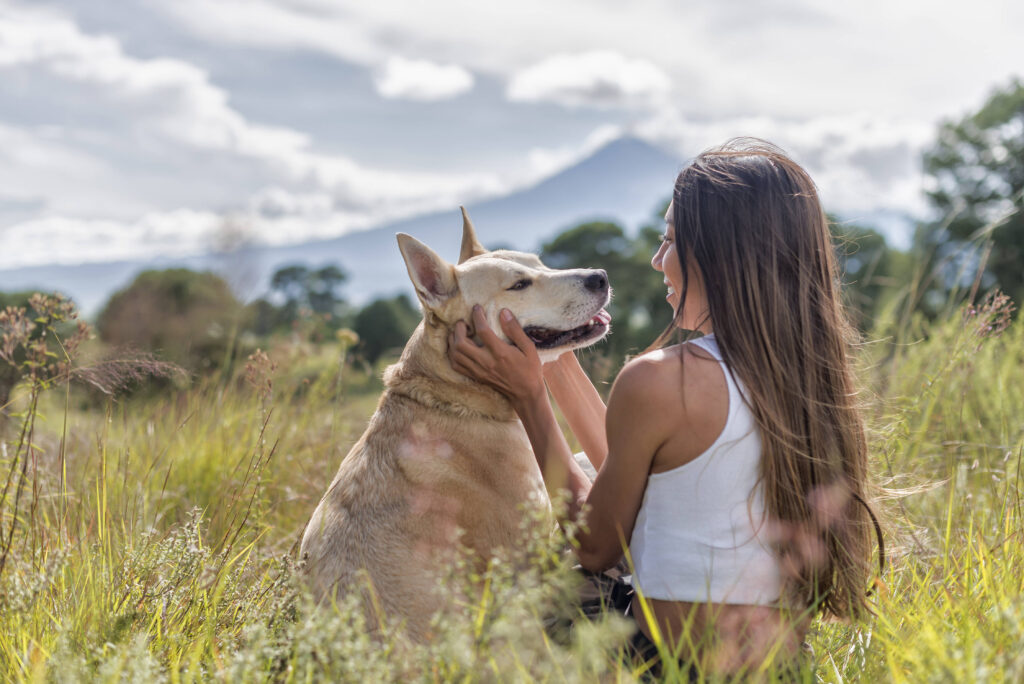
{"left": 1, "top": 0, "right": 1021, "bottom": 270}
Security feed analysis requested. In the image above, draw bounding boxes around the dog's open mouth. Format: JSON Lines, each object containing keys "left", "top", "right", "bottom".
{"left": 524, "top": 309, "right": 611, "bottom": 350}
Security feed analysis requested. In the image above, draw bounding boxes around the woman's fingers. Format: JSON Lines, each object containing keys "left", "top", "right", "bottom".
{"left": 498, "top": 309, "right": 538, "bottom": 359}
{"left": 470, "top": 305, "right": 505, "bottom": 352}
{"left": 446, "top": 306, "right": 545, "bottom": 403}
{"left": 449, "top": 341, "right": 486, "bottom": 378}
{"left": 451, "top": 350, "right": 487, "bottom": 379}
{"left": 449, "top": 321, "right": 486, "bottom": 367}
{"left": 470, "top": 304, "right": 537, "bottom": 360}
{"left": 450, "top": 320, "right": 469, "bottom": 352}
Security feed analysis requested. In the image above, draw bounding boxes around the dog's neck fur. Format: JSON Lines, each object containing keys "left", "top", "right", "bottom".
{"left": 382, "top": 320, "right": 518, "bottom": 422}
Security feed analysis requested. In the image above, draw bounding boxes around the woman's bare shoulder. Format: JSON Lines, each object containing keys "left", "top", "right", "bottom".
{"left": 613, "top": 347, "right": 682, "bottom": 400}
{"left": 622, "top": 343, "right": 724, "bottom": 395}
{"left": 613, "top": 342, "right": 729, "bottom": 466}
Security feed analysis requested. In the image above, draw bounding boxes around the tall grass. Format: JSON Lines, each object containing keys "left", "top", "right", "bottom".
{"left": 1, "top": 284, "right": 1023, "bottom": 681}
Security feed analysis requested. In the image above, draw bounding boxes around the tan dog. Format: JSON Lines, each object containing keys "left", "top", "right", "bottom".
{"left": 299, "top": 209, "right": 611, "bottom": 638}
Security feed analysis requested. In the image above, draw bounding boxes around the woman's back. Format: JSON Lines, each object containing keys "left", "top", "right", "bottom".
{"left": 624, "top": 335, "right": 801, "bottom": 670}
{"left": 629, "top": 334, "right": 782, "bottom": 605}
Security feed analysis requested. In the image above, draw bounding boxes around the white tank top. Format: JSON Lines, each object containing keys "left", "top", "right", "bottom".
{"left": 628, "top": 334, "right": 782, "bottom": 604}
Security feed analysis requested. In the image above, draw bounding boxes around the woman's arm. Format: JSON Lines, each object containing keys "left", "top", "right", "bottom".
{"left": 506, "top": 380, "right": 594, "bottom": 520}
{"left": 448, "top": 307, "right": 671, "bottom": 571}
{"left": 573, "top": 356, "right": 669, "bottom": 571}
{"left": 542, "top": 353, "right": 609, "bottom": 470}
{"left": 448, "top": 306, "right": 593, "bottom": 519}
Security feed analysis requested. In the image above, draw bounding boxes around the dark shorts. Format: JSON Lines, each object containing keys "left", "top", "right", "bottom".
{"left": 576, "top": 566, "right": 814, "bottom": 682}
{"left": 576, "top": 566, "right": 700, "bottom": 682}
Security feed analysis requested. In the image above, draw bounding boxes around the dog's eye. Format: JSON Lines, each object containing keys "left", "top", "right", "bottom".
{"left": 507, "top": 279, "right": 532, "bottom": 291}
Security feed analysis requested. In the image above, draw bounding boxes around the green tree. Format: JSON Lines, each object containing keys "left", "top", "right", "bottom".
{"left": 629, "top": 221, "right": 677, "bottom": 344}
{"left": 269, "top": 265, "right": 309, "bottom": 316}
{"left": 919, "top": 78, "right": 1024, "bottom": 307}
{"left": 540, "top": 221, "right": 633, "bottom": 272}
{"left": 830, "top": 218, "right": 914, "bottom": 329}
{"left": 352, "top": 295, "right": 420, "bottom": 365}
{"left": 97, "top": 269, "right": 245, "bottom": 373}
{"left": 269, "top": 264, "right": 349, "bottom": 323}
{"left": 540, "top": 217, "right": 672, "bottom": 376}
{"left": 306, "top": 265, "right": 347, "bottom": 316}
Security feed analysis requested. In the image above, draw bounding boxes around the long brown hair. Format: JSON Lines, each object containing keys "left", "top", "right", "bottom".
{"left": 651, "top": 138, "right": 877, "bottom": 619}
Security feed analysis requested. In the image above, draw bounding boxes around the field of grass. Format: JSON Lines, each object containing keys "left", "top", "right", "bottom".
{"left": 1, "top": 290, "right": 1023, "bottom": 682}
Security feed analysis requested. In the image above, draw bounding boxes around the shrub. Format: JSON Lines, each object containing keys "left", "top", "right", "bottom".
{"left": 97, "top": 269, "right": 247, "bottom": 374}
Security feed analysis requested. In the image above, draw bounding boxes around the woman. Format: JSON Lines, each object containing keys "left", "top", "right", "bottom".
{"left": 448, "top": 139, "right": 879, "bottom": 675}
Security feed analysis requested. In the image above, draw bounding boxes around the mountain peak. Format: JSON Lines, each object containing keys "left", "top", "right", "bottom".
{"left": 583, "top": 135, "right": 680, "bottom": 168}
{"left": 596, "top": 135, "right": 669, "bottom": 155}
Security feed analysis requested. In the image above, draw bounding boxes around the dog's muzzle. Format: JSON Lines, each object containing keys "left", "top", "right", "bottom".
{"left": 524, "top": 309, "right": 611, "bottom": 349}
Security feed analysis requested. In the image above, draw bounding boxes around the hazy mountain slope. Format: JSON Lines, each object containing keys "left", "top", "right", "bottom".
{"left": 0, "top": 137, "right": 682, "bottom": 315}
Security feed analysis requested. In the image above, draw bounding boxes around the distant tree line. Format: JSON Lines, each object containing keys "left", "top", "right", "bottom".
{"left": 92, "top": 264, "right": 421, "bottom": 375}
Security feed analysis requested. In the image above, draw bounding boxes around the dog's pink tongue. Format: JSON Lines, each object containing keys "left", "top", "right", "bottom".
{"left": 591, "top": 309, "right": 611, "bottom": 325}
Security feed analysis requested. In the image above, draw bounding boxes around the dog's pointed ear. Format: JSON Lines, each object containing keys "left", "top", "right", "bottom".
{"left": 458, "top": 206, "right": 487, "bottom": 264}
{"left": 397, "top": 233, "right": 458, "bottom": 308}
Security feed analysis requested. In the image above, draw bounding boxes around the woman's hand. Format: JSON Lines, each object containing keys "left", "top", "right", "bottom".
{"left": 448, "top": 305, "right": 545, "bottom": 409}
{"left": 450, "top": 305, "right": 593, "bottom": 520}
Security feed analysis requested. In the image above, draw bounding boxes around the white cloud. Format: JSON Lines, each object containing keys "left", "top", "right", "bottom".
{"left": 374, "top": 56, "right": 474, "bottom": 101}
{"left": 4, "top": 0, "right": 1020, "bottom": 270}
{"left": 150, "top": 0, "right": 389, "bottom": 67}
{"left": 248, "top": 187, "right": 334, "bottom": 220}
{"left": 633, "top": 108, "right": 934, "bottom": 246}
{"left": 0, "top": 5, "right": 509, "bottom": 235}
{"left": 0, "top": 122, "right": 149, "bottom": 220}
{"left": 0, "top": 200, "right": 378, "bottom": 269}
{"left": 508, "top": 51, "right": 671, "bottom": 108}
{"left": 138, "top": 0, "right": 1023, "bottom": 240}
{"left": 150, "top": 0, "right": 1024, "bottom": 121}
{"left": 0, "top": 210, "right": 221, "bottom": 268}
{"left": 0, "top": 6, "right": 314, "bottom": 164}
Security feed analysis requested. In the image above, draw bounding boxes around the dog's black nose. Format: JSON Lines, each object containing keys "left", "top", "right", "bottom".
{"left": 583, "top": 271, "right": 608, "bottom": 292}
